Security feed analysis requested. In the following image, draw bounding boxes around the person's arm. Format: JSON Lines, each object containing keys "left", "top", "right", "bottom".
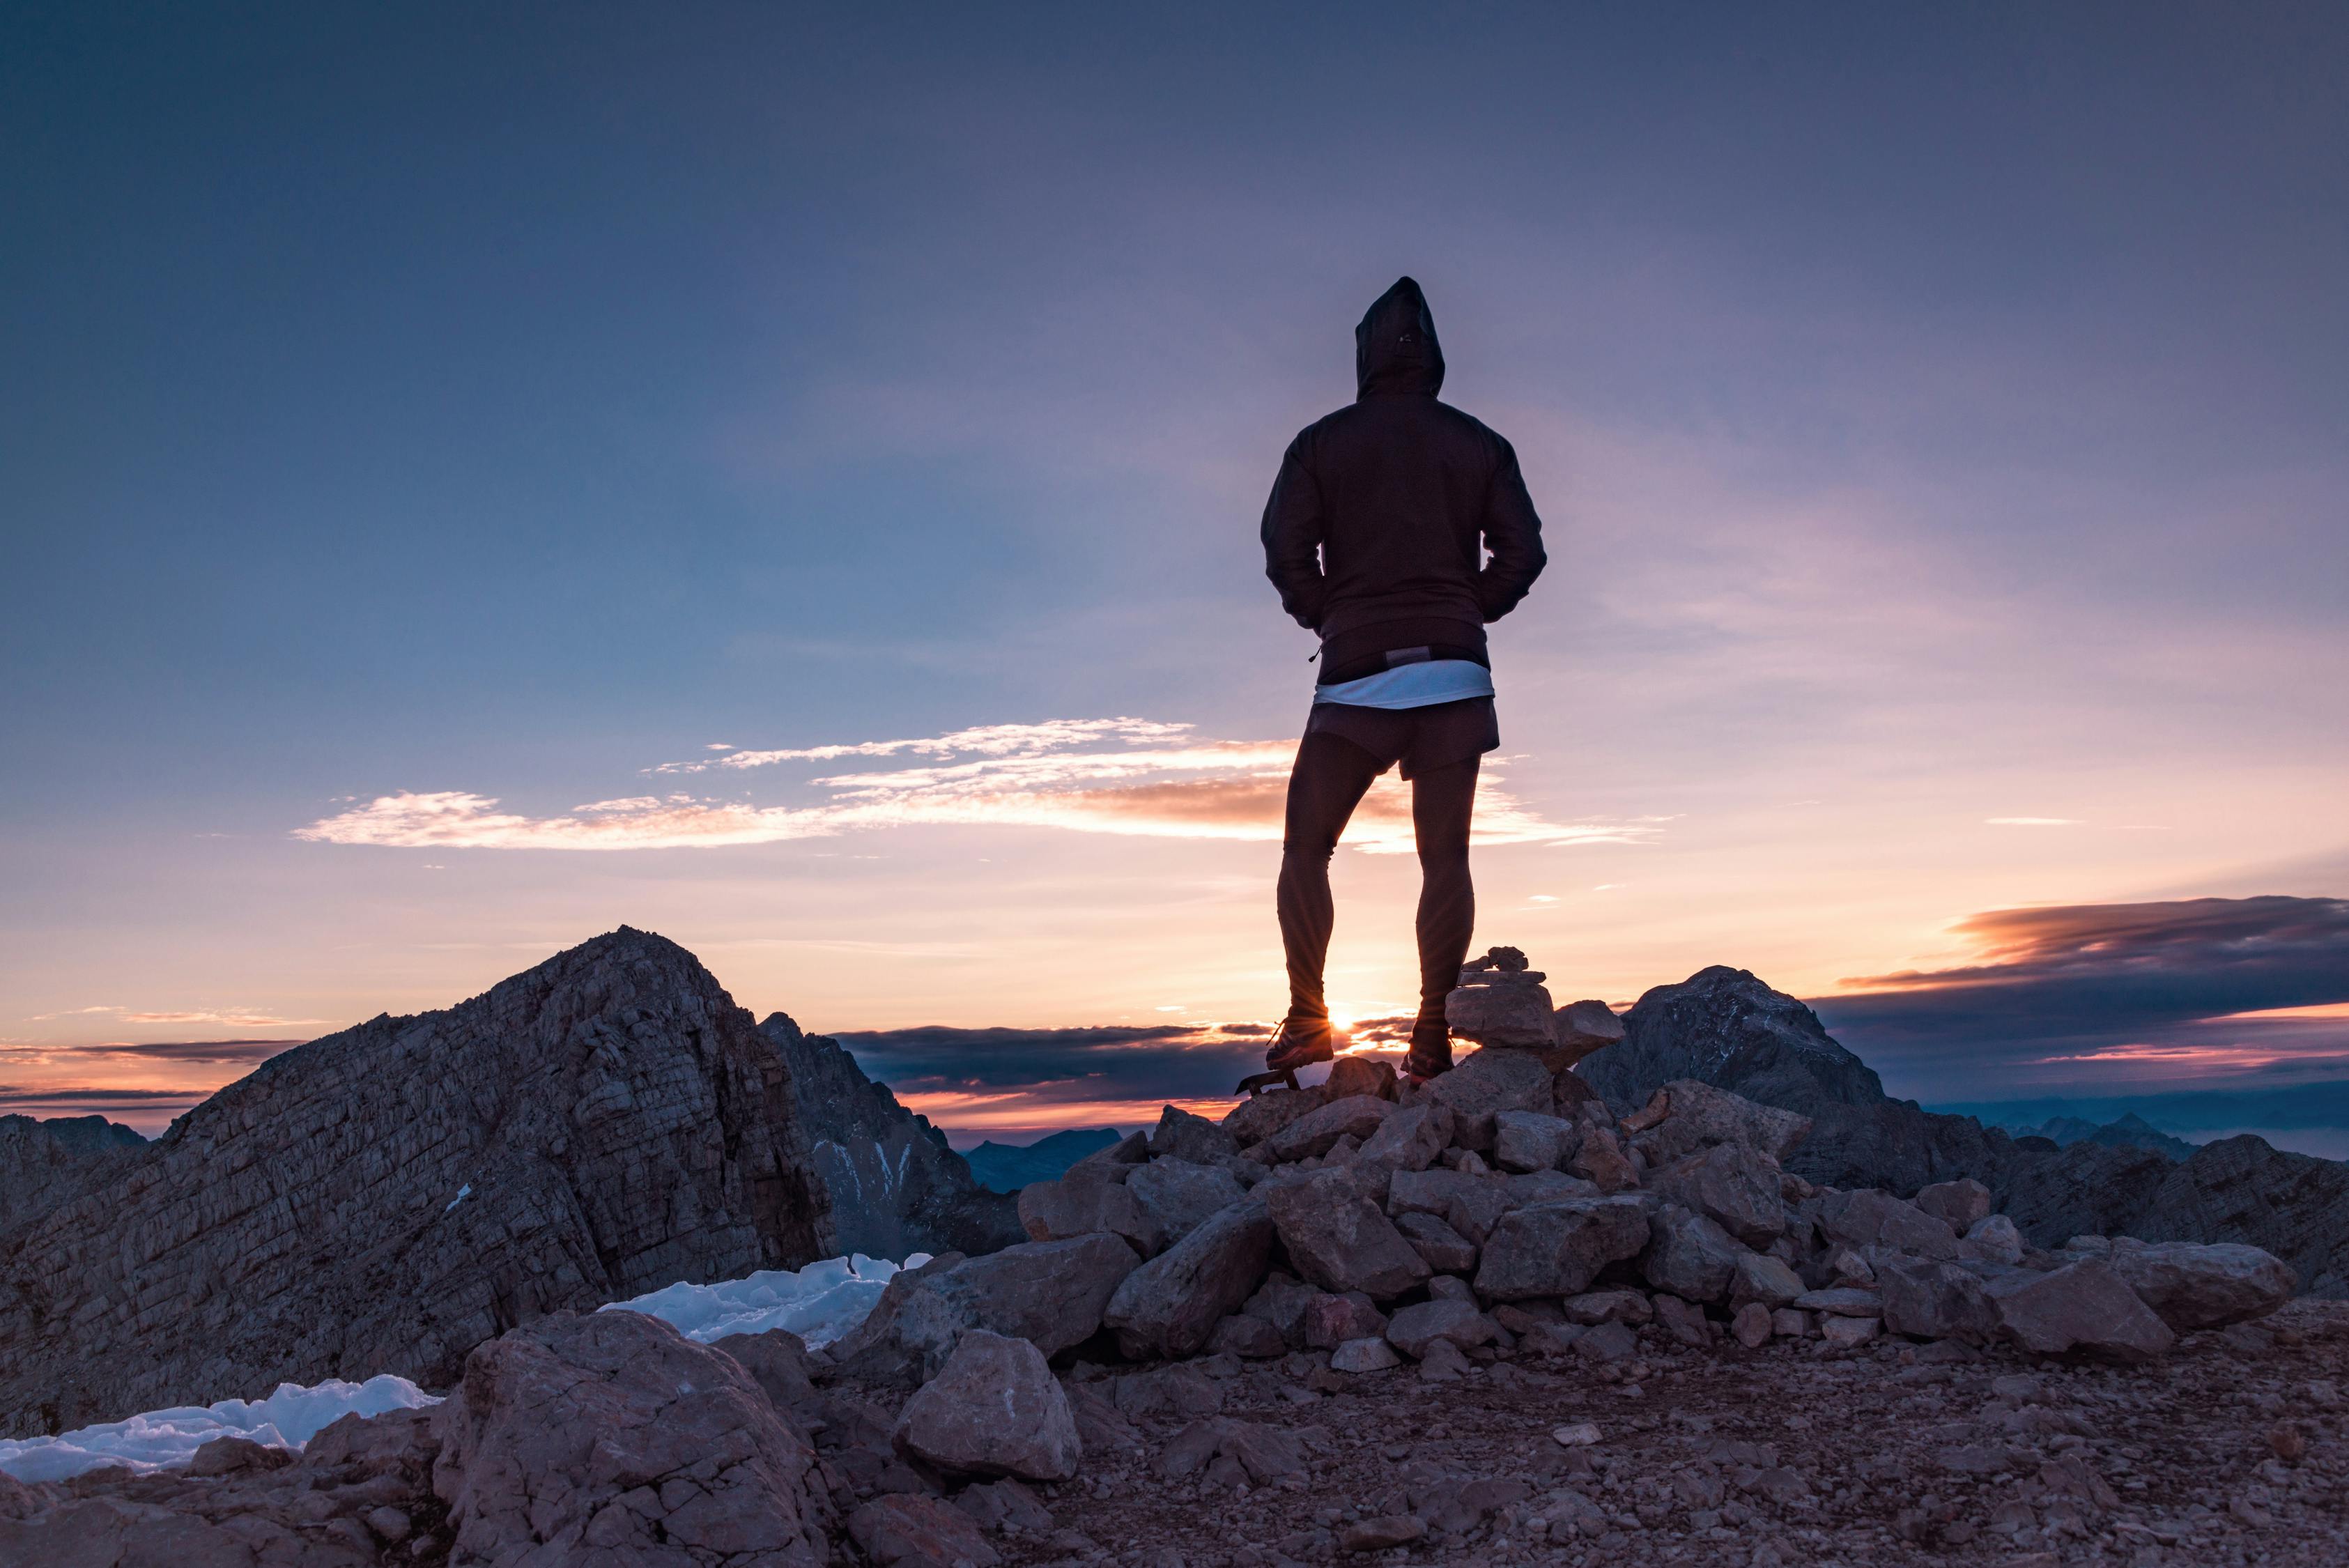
{"left": 1474, "top": 436, "right": 1546, "bottom": 622}
{"left": 1260, "top": 436, "right": 1328, "bottom": 631}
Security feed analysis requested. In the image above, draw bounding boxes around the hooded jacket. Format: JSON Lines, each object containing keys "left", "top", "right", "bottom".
{"left": 1260, "top": 277, "right": 1547, "bottom": 684}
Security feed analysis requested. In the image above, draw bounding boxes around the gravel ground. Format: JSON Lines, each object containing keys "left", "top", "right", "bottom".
{"left": 980, "top": 1300, "right": 2349, "bottom": 1568}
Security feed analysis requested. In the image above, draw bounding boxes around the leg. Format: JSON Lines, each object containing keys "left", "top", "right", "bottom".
{"left": 1410, "top": 753, "right": 1479, "bottom": 1054}
{"left": 1277, "top": 730, "right": 1385, "bottom": 1023}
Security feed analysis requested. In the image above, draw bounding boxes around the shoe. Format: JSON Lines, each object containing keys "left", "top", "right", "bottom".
{"left": 1264, "top": 1016, "right": 1337, "bottom": 1074}
{"left": 1403, "top": 1016, "right": 1454, "bottom": 1081}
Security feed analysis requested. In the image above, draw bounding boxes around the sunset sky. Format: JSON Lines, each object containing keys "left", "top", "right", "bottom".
{"left": 6, "top": 6, "right": 2346, "bottom": 1148}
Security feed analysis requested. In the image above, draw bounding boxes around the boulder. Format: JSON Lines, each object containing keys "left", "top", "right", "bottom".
{"left": 1508, "top": 1169, "right": 1599, "bottom": 1206}
{"left": 1325, "top": 1055, "right": 1400, "bottom": 1102}
{"left": 713, "top": 1328, "right": 819, "bottom": 1415}
{"left": 1424, "top": 1049, "right": 1557, "bottom": 1149}
{"left": 1877, "top": 1257, "right": 2000, "bottom": 1343}
{"left": 1385, "top": 1299, "right": 1503, "bottom": 1359}
{"left": 850, "top": 1494, "right": 1001, "bottom": 1568}
{"left": 1446, "top": 971, "right": 1558, "bottom": 1049}
{"left": 1985, "top": 1259, "right": 2177, "bottom": 1363}
{"left": 1553, "top": 999, "right": 1626, "bottom": 1062}
{"left": 1648, "top": 1140, "right": 1786, "bottom": 1247}
{"left": 1395, "top": 1212, "right": 1479, "bottom": 1273}
{"left": 1125, "top": 1160, "right": 1247, "bottom": 1247}
{"left": 2099, "top": 1240, "right": 2295, "bottom": 1331}
{"left": 1727, "top": 1250, "right": 1805, "bottom": 1310}
{"left": 1150, "top": 1105, "right": 1240, "bottom": 1165}
{"left": 1303, "top": 1291, "right": 1389, "bottom": 1348}
{"left": 893, "top": 1330, "right": 1080, "bottom": 1482}
{"left": 1817, "top": 1189, "right": 1962, "bottom": 1261}
{"left": 431, "top": 1309, "right": 830, "bottom": 1568}
{"left": 1913, "top": 1178, "right": 1994, "bottom": 1233}
{"left": 1641, "top": 1206, "right": 1743, "bottom": 1305}
{"left": 838, "top": 1234, "right": 1141, "bottom": 1381}
{"left": 1263, "top": 1169, "right": 1431, "bottom": 1299}
{"left": 1567, "top": 1128, "right": 1639, "bottom": 1193}
{"left": 1222, "top": 1085, "right": 1327, "bottom": 1148}
{"left": 1645, "top": 1079, "right": 1812, "bottom": 1162}
{"left": 1356, "top": 1102, "right": 1455, "bottom": 1174}
{"left": 1064, "top": 1130, "right": 1151, "bottom": 1183}
{"left": 1018, "top": 1176, "right": 1162, "bottom": 1256}
{"left": 1792, "top": 1286, "right": 1882, "bottom": 1317}
{"left": 953, "top": 1478, "right": 1054, "bottom": 1535}
{"left": 1474, "top": 1197, "right": 1654, "bottom": 1300}
{"left": 1493, "top": 1111, "right": 1578, "bottom": 1174}
{"left": 1732, "top": 1301, "right": 1773, "bottom": 1348}
{"left": 1820, "top": 1314, "right": 1879, "bottom": 1349}
{"left": 1331, "top": 1337, "right": 1402, "bottom": 1373}
{"left": 1268, "top": 1095, "right": 1398, "bottom": 1163}
{"left": 1964, "top": 1213, "right": 2026, "bottom": 1266}
{"left": 1652, "top": 1293, "right": 1712, "bottom": 1347}
{"left": 1240, "top": 1274, "right": 1318, "bottom": 1348}
{"left": 1388, "top": 1167, "right": 1512, "bottom": 1244}
{"left": 1562, "top": 1288, "right": 1651, "bottom": 1325}
{"left": 1104, "top": 1197, "right": 1275, "bottom": 1359}
{"left": 1208, "top": 1312, "right": 1288, "bottom": 1359}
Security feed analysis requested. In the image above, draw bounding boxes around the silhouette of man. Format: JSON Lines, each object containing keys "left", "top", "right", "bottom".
{"left": 1259, "top": 277, "right": 1546, "bottom": 1083}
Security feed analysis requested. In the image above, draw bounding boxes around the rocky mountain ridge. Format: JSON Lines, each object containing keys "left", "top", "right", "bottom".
{"left": 0, "top": 1114, "right": 146, "bottom": 1231}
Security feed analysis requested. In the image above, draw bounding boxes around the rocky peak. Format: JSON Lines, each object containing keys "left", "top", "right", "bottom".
{"left": 1583, "top": 965, "right": 1888, "bottom": 1114}
{"left": 0, "top": 926, "right": 835, "bottom": 1438}
{"left": 0, "top": 1115, "right": 145, "bottom": 1231}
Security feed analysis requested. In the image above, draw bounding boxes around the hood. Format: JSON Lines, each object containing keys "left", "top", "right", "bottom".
{"left": 1355, "top": 275, "right": 1445, "bottom": 399}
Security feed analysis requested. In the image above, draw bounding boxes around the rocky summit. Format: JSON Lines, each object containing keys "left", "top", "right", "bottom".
{"left": 0, "top": 928, "right": 838, "bottom": 1438}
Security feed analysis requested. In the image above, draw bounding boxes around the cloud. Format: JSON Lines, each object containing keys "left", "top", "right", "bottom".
{"left": 1986, "top": 817, "right": 2079, "bottom": 827}
{"left": 30, "top": 1006, "right": 329, "bottom": 1029}
{"left": 10, "top": 1039, "right": 300, "bottom": 1066}
{"left": 0, "top": 1086, "right": 208, "bottom": 1109}
{"left": 298, "top": 718, "right": 1655, "bottom": 855}
{"left": 1814, "top": 896, "right": 2349, "bottom": 1097}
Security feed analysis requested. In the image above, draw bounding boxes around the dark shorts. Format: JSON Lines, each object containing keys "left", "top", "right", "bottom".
{"left": 1302, "top": 697, "right": 1499, "bottom": 781}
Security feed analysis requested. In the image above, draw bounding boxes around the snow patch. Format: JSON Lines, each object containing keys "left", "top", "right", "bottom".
{"left": 0, "top": 1375, "right": 440, "bottom": 1484}
{"left": 601, "top": 1251, "right": 927, "bottom": 1348}
{"left": 445, "top": 1183, "right": 472, "bottom": 1212}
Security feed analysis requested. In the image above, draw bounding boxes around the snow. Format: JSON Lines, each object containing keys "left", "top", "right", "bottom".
{"left": 601, "top": 1250, "right": 927, "bottom": 1348}
{"left": 445, "top": 1183, "right": 472, "bottom": 1212}
{"left": 0, "top": 1375, "right": 440, "bottom": 1484}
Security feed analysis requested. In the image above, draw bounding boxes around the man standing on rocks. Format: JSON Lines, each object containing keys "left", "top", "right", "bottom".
{"left": 1258, "top": 276, "right": 1547, "bottom": 1084}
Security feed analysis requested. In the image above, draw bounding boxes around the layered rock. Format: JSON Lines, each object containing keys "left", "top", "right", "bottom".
{"left": 760, "top": 1014, "right": 1022, "bottom": 1259}
{"left": 0, "top": 928, "right": 834, "bottom": 1437}
{"left": 0, "top": 1114, "right": 144, "bottom": 1232}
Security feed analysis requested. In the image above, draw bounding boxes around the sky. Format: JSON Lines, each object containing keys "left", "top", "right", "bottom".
{"left": 4, "top": 4, "right": 2346, "bottom": 1147}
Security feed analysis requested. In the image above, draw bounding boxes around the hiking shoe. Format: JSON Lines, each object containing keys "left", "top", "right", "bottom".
{"left": 1403, "top": 1017, "right": 1454, "bottom": 1081}
{"left": 1264, "top": 1016, "right": 1337, "bottom": 1074}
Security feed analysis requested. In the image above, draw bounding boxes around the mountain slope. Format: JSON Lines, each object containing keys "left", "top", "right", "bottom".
{"left": 758, "top": 1013, "right": 1021, "bottom": 1257}
{"left": 0, "top": 1115, "right": 145, "bottom": 1232}
{"left": 0, "top": 928, "right": 833, "bottom": 1437}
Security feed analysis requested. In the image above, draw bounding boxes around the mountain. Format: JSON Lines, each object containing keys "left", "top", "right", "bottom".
{"left": 757, "top": 1013, "right": 1022, "bottom": 1258}
{"left": 2005, "top": 1112, "right": 2201, "bottom": 1162}
{"left": 0, "top": 928, "right": 834, "bottom": 1438}
{"left": 962, "top": 1127, "right": 1124, "bottom": 1192}
{"left": 0, "top": 1115, "right": 145, "bottom": 1231}
{"left": 1580, "top": 962, "right": 2349, "bottom": 1296}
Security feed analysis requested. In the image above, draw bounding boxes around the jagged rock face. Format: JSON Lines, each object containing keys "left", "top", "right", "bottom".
{"left": 0, "top": 1115, "right": 144, "bottom": 1232}
{"left": 759, "top": 1013, "right": 1022, "bottom": 1260}
{"left": 1585, "top": 967, "right": 1888, "bottom": 1114}
{"left": 0, "top": 928, "right": 834, "bottom": 1438}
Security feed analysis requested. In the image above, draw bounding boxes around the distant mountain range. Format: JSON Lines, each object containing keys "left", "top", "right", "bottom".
{"left": 960, "top": 1126, "right": 1123, "bottom": 1192}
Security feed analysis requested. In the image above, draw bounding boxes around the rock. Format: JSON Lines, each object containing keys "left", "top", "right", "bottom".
{"left": 1018, "top": 1175, "right": 1162, "bottom": 1255}
{"left": 1207, "top": 1312, "right": 1288, "bottom": 1359}
{"left": 1331, "top": 1335, "right": 1403, "bottom": 1372}
{"left": 1820, "top": 1313, "right": 1879, "bottom": 1348}
{"left": 838, "top": 1233, "right": 1141, "bottom": 1382}
{"left": 0, "top": 1471, "right": 54, "bottom": 1521}
{"left": 1389, "top": 1167, "right": 1512, "bottom": 1243}
{"left": 1355, "top": 1102, "right": 1455, "bottom": 1173}
{"left": 1269, "top": 1095, "right": 1398, "bottom": 1163}
{"left": 1566, "top": 1127, "right": 1639, "bottom": 1192}
{"left": 1341, "top": 1515, "right": 1428, "bottom": 1552}
{"left": 431, "top": 1309, "right": 830, "bottom": 1568}
{"left": 1264, "top": 1169, "right": 1431, "bottom": 1299}
{"left": 1553, "top": 1000, "right": 1626, "bottom": 1061}
{"left": 1395, "top": 1211, "right": 1479, "bottom": 1273}
{"left": 894, "top": 1330, "right": 1081, "bottom": 1482}
{"left": 1426, "top": 1273, "right": 1474, "bottom": 1301}
{"left": 1424, "top": 1048, "right": 1557, "bottom": 1149}
{"left": 761, "top": 1013, "right": 1021, "bottom": 1259}
{"left": 714, "top": 1328, "right": 819, "bottom": 1415}
{"left": 1303, "top": 1291, "right": 1389, "bottom": 1348}
{"left": 851, "top": 1494, "right": 1003, "bottom": 1568}
{"left": 185, "top": 1434, "right": 295, "bottom": 1476}
{"left": 1222, "top": 1085, "right": 1328, "bottom": 1148}
{"left": 1732, "top": 1301, "right": 1773, "bottom": 1347}
{"left": 1, "top": 929, "right": 838, "bottom": 1438}
{"left": 1650, "top": 1293, "right": 1709, "bottom": 1346}
{"left": 1104, "top": 1197, "right": 1274, "bottom": 1358}
{"left": 1817, "top": 1189, "right": 1962, "bottom": 1261}
{"left": 1913, "top": 1178, "right": 1994, "bottom": 1233}
{"left": 1964, "top": 1213, "right": 2026, "bottom": 1266}
{"left": 1417, "top": 1338, "right": 1471, "bottom": 1381}
{"left": 1792, "top": 1286, "right": 1882, "bottom": 1317}
{"left": 1446, "top": 951, "right": 1559, "bottom": 1049}
{"left": 1475, "top": 1197, "right": 1654, "bottom": 1300}
{"left": 1127, "top": 1160, "right": 1249, "bottom": 1247}
{"left": 1729, "top": 1250, "right": 1806, "bottom": 1309}
{"left": 1564, "top": 1289, "right": 1651, "bottom": 1325}
{"left": 2099, "top": 1240, "right": 2296, "bottom": 1331}
{"left": 1642, "top": 1205, "right": 1743, "bottom": 1305}
{"left": 1325, "top": 1055, "right": 1399, "bottom": 1102}
{"left": 1575, "top": 1321, "right": 1640, "bottom": 1362}
{"left": 1771, "top": 1307, "right": 1812, "bottom": 1338}
{"left": 1551, "top": 1421, "right": 1603, "bottom": 1447}
{"left": 1240, "top": 1273, "right": 1318, "bottom": 1348}
{"left": 1064, "top": 1130, "right": 1150, "bottom": 1183}
{"left": 955, "top": 1478, "right": 1054, "bottom": 1535}
{"left": 2270, "top": 1421, "right": 2308, "bottom": 1462}
{"left": 1877, "top": 1258, "right": 1999, "bottom": 1343}
{"left": 1508, "top": 1169, "right": 1597, "bottom": 1206}
{"left": 1585, "top": 966, "right": 1888, "bottom": 1114}
{"left": 1648, "top": 1140, "right": 1786, "bottom": 1247}
{"left": 1152, "top": 1105, "right": 1241, "bottom": 1165}
{"left": 1644, "top": 1079, "right": 1814, "bottom": 1162}
{"left": 1816, "top": 1244, "right": 1876, "bottom": 1287}
{"left": 1384, "top": 1299, "right": 1502, "bottom": 1358}
{"left": 1985, "top": 1259, "right": 2178, "bottom": 1363}
{"left": 1493, "top": 1111, "right": 1578, "bottom": 1174}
